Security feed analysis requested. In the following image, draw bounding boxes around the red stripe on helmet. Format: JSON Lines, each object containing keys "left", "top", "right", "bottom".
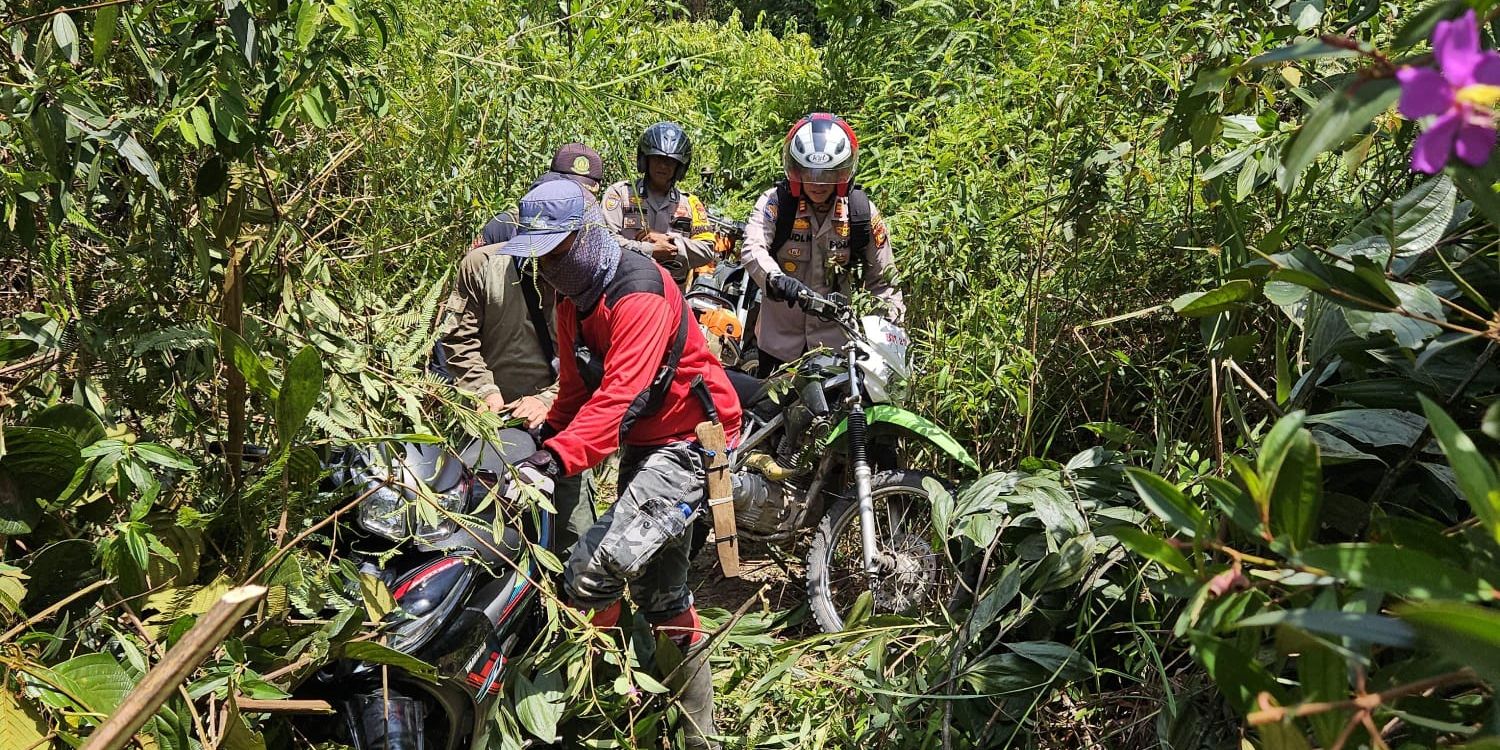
{"left": 835, "top": 117, "right": 859, "bottom": 149}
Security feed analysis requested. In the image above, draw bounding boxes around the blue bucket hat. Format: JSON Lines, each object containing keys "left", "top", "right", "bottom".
{"left": 496, "top": 179, "right": 587, "bottom": 258}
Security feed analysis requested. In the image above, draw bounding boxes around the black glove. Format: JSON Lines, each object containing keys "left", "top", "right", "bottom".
{"left": 765, "top": 273, "right": 811, "bottom": 309}
{"left": 515, "top": 448, "right": 560, "bottom": 478}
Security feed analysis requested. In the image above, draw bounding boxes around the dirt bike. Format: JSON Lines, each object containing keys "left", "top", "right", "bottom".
{"left": 283, "top": 427, "right": 555, "bottom": 750}
{"left": 707, "top": 289, "right": 980, "bottom": 632}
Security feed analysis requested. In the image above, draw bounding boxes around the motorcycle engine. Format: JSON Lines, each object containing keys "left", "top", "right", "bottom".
{"left": 731, "top": 468, "right": 805, "bottom": 537}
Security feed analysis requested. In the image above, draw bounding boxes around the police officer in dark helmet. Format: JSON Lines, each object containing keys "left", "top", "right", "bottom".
{"left": 602, "top": 122, "right": 717, "bottom": 289}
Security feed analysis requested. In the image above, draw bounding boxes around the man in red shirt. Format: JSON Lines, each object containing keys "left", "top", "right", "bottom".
{"left": 497, "top": 179, "right": 740, "bottom": 750}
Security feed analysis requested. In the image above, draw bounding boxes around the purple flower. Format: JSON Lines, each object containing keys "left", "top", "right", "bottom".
{"left": 1396, "top": 10, "right": 1500, "bottom": 173}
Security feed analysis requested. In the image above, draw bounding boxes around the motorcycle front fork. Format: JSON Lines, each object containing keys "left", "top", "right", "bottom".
{"left": 846, "top": 403, "right": 883, "bottom": 576}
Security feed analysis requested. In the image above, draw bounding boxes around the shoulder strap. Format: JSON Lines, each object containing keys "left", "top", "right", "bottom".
{"left": 847, "top": 186, "right": 872, "bottom": 273}
{"left": 769, "top": 180, "right": 798, "bottom": 260}
{"left": 511, "top": 257, "right": 557, "bottom": 376}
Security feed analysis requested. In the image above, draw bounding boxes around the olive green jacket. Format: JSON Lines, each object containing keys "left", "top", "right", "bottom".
{"left": 439, "top": 244, "right": 557, "bottom": 405}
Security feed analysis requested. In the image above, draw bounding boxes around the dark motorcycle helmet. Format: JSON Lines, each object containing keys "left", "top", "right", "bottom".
{"left": 636, "top": 121, "right": 692, "bottom": 181}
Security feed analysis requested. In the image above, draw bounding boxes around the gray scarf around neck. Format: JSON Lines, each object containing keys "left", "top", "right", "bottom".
{"left": 539, "top": 202, "right": 620, "bottom": 312}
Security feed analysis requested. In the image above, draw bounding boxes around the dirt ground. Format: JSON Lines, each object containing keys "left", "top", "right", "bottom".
{"left": 688, "top": 538, "right": 806, "bottom": 616}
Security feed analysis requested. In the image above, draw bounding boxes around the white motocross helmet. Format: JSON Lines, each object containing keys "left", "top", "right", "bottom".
{"left": 782, "top": 113, "right": 860, "bottom": 197}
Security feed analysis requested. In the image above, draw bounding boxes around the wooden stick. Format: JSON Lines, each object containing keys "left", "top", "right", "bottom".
{"left": 234, "top": 697, "right": 335, "bottom": 715}
{"left": 79, "top": 585, "right": 266, "bottom": 750}
{"left": 695, "top": 421, "right": 739, "bottom": 578}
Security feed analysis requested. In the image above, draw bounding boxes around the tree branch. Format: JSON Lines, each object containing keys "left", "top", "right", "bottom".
{"left": 1247, "top": 668, "right": 1479, "bottom": 725}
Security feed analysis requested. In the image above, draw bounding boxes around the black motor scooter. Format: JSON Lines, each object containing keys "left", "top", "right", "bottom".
{"left": 288, "top": 427, "right": 555, "bottom": 750}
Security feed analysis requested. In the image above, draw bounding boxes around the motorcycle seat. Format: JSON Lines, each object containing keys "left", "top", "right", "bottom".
{"left": 726, "top": 368, "right": 768, "bottom": 409}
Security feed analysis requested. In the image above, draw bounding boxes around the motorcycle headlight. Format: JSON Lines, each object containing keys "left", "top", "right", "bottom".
{"left": 412, "top": 486, "right": 465, "bottom": 543}
{"left": 358, "top": 482, "right": 409, "bottom": 541}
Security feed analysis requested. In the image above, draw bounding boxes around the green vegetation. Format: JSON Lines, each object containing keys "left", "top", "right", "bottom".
{"left": 4, "top": 0, "right": 1500, "bottom": 747}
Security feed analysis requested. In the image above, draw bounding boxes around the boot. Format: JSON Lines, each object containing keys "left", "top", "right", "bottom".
{"left": 653, "top": 608, "right": 719, "bottom": 750}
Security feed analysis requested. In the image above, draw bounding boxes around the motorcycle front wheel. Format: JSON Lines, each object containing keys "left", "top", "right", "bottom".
{"left": 805, "top": 469, "right": 963, "bottom": 633}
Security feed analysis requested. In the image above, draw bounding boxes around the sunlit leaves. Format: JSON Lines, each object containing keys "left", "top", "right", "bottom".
{"left": 276, "top": 346, "right": 324, "bottom": 453}
{"left": 1171, "top": 279, "right": 1257, "bottom": 318}
{"left": 1399, "top": 601, "right": 1500, "bottom": 684}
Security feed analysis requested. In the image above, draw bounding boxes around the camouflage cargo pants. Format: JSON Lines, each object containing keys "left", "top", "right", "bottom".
{"left": 563, "top": 440, "right": 704, "bottom": 620}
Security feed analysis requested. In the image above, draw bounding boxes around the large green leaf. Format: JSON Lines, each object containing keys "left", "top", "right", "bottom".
{"left": 53, "top": 12, "right": 79, "bottom": 63}
{"left": 1344, "top": 281, "right": 1445, "bottom": 349}
{"left": 1279, "top": 78, "right": 1398, "bottom": 193}
{"left": 1452, "top": 161, "right": 1500, "bottom": 227}
{"left": 296, "top": 0, "right": 323, "bottom": 47}
{"left": 1299, "top": 639, "right": 1348, "bottom": 748}
{"left": 1266, "top": 428, "right": 1322, "bottom": 550}
{"left": 1399, "top": 601, "right": 1500, "bottom": 684}
{"left": 1308, "top": 429, "right": 1381, "bottom": 464}
{"left": 1297, "top": 544, "right": 1495, "bottom": 601}
{"left": 92, "top": 4, "right": 118, "bottom": 65}
{"left": 276, "top": 346, "right": 324, "bottom": 453}
{"left": 514, "top": 668, "right": 565, "bottom": 743}
{"left": 1170, "top": 280, "right": 1257, "bottom": 318}
{"left": 1005, "top": 641, "right": 1095, "bottom": 682}
{"left": 217, "top": 327, "right": 277, "bottom": 399}
{"left": 50, "top": 653, "right": 135, "bottom": 714}
{"left": 1189, "top": 632, "right": 1283, "bottom": 713}
{"left": 1305, "top": 409, "right": 1426, "bottom": 448}
{"left": 1205, "top": 474, "right": 1265, "bottom": 538}
{"left": 826, "top": 405, "right": 979, "bottom": 473}
{"left": 29, "top": 404, "right": 106, "bottom": 448}
{"left": 0, "top": 687, "right": 48, "bottom": 750}
{"left": 1234, "top": 608, "right": 1416, "bottom": 647}
{"left": 1111, "top": 526, "right": 1193, "bottom": 575}
{"left": 0, "top": 563, "right": 26, "bottom": 616}
{"left": 1390, "top": 175, "right": 1457, "bottom": 257}
{"left": 134, "top": 443, "right": 195, "bottom": 471}
{"left": 1243, "top": 38, "right": 1358, "bottom": 68}
{"left": 0, "top": 338, "right": 39, "bottom": 363}
{"left": 0, "top": 427, "right": 82, "bottom": 533}
{"left": 967, "top": 560, "right": 1023, "bottom": 634}
{"left": 1420, "top": 395, "right": 1500, "bottom": 544}
{"left": 0, "top": 471, "right": 39, "bottom": 537}
{"left": 340, "top": 642, "right": 438, "bottom": 683}
{"left": 220, "top": 699, "right": 267, "bottom": 750}
{"left": 1126, "top": 469, "right": 1204, "bottom": 538}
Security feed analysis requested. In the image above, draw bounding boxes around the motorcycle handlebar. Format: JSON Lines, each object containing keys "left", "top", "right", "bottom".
{"left": 796, "top": 289, "right": 854, "bottom": 326}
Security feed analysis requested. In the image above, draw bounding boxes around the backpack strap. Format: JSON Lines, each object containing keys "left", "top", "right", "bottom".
{"left": 568, "top": 252, "right": 696, "bottom": 442}
{"left": 847, "top": 186, "right": 872, "bottom": 275}
{"left": 511, "top": 257, "right": 557, "bottom": 377}
{"left": 617, "top": 298, "right": 692, "bottom": 443}
{"left": 768, "top": 180, "right": 799, "bottom": 263}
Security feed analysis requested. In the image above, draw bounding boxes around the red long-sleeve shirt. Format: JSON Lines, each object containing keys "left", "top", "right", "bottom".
{"left": 543, "top": 252, "right": 741, "bottom": 476}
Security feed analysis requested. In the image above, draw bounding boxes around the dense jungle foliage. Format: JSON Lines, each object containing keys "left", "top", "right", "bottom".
{"left": 4, "top": 0, "right": 1500, "bottom": 747}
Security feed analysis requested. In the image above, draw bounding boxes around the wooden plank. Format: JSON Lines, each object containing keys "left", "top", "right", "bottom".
{"left": 695, "top": 421, "right": 740, "bottom": 578}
